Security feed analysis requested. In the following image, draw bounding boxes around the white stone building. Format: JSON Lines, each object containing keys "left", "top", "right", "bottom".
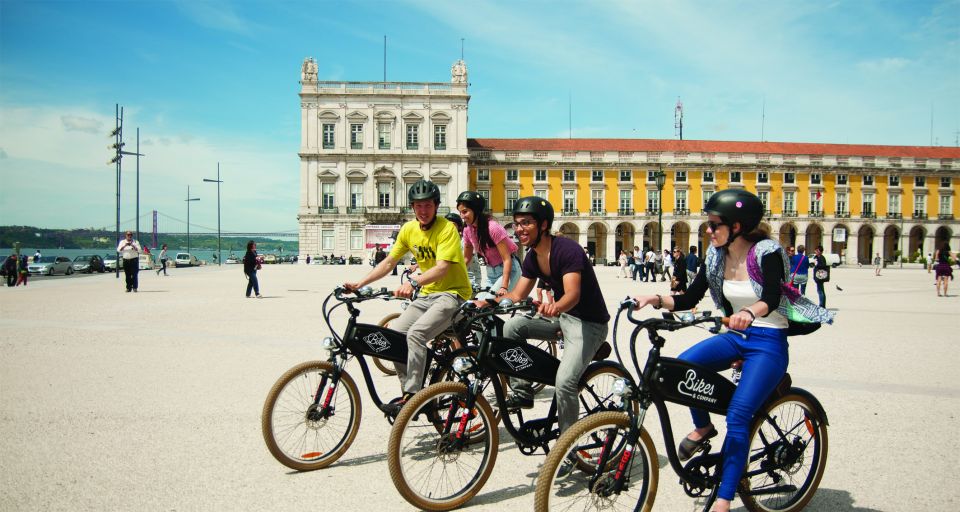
{"left": 297, "top": 57, "right": 471, "bottom": 259}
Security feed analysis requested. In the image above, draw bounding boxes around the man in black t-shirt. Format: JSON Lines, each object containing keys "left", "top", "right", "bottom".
{"left": 494, "top": 197, "right": 610, "bottom": 433}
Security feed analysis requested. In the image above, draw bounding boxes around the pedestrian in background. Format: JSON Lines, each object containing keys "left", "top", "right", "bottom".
{"left": 16, "top": 254, "right": 29, "bottom": 286}
{"left": 685, "top": 245, "right": 700, "bottom": 284}
{"left": 660, "top": 249, "right": 674, "bottom": 282}
{"left": 644, "top": 246, "right": 656, "bottom": 282}
{"left": 3, "top": 254, "right": 16, "bottom": 287}
{"left": 671, "top": 247, "right": 687, "bottom": 294}
{"left": 873, "top": 252, "right": 882, "bottom": 276}
{"left": 934, "top": 243, "right": 953, "bottom": 297}
{"left": 618, "top": 250, "right": 629, "bottom": 278}
{"left": 789, "top": 245, "right": 810, "bottom": 295}
{"left": 33, "top": 249, "right": 41, "bottom": 263}
{"left": 156, "top": 244, "right": 169, "bottom": 276}
{"left": 632, "top": 245, "right": 643, "bottom": 281}
{"left": 812, "top": 245, "right": 830, "bottom": 307}
{"left": 244, "top": 240, "right": 262, "bottom": 298}
{"left": 117, "top": 231, "right": 141, "bottom": 292}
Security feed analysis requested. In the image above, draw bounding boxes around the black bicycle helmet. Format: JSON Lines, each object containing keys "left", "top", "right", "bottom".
{"left": 444, "top": 211, "right": 464, "bottom": 232}
{"left": 456, "top": 191, "right": 486, "bottom": 214}
{"left": 407, "top": 179, "right": 441, "bottom": 204}
{"left": 512, "top": 196, "right": 555, "bottom": 230}
{"left": 704, "top": 189, "right": 764, "bottom": 235}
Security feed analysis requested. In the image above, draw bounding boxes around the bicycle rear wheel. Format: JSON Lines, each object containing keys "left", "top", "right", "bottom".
{"left": 740, "top": 393, "right": 829, "bottom": 512}
{"left": 534, "top": 411, "right": 658, "bottom": 512}
{"left": 373, "top": 313, "right": 401, "bottom": 375}
{"left": 387, "top": 381, "right": 499, "bottom": 511}
{"left": 261, "top": 361, "right": 361, "bottom": 471}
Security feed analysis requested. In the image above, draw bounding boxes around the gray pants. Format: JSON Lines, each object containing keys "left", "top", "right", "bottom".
{"left": 388, "top": 292, "right": 465, "bottom": 394}
{"left": 504, "top": 313, "right": 608, "bottom": 432}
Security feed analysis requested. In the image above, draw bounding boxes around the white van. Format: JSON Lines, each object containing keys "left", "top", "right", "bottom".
{"left": 138, "top": 253, "right": 155, "bottom": 270}
{"left": 175, "top": 253, "right": 199, "bottom": 267}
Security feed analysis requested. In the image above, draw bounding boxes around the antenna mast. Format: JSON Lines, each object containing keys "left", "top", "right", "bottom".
{"left": 674, "top": 98, "right": 683, "bottom": 140}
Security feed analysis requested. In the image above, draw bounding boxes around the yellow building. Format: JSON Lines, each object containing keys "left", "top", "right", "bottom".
{"left": 468, "top": 139, "right": 960, "bottom": 265}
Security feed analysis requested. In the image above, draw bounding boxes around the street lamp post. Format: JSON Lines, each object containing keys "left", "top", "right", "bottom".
{"left": 185, "top": 186, "right": 200, "bottom": 255}
{"left": 203, "top": 163, "right": 223, "bottom": 265}
{"left": 107, "top": 104, "right": 144, "bottom": 278}
{"left": 654, "top": 170, "right": 666, "bottom": 251}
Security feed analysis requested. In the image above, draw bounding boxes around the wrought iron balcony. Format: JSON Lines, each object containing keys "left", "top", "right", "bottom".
{"left": 886, "top": 213, "right": 902, "bottom": 220}
{"left": 590, "top": 209, "right": 607, "bottom": 216}
{"left": 618, "top": 208, "right": 634, "bottom": 216}
{"left": 939, "top": 213, "right": 955, "bottom": 220}
{"left": 400, "top": 207, "right": 413, "bottom": 214}
{"left": 809, "top": 211, "right": 824, "bottom": 218}
{"left": 346, "top": 207, "right": 365, "bottom": 215}
{"left": 674, "top": 208, "right": 690, "bottom": 216}
{"left": 319, "top": 207, "right": 339, "bottom": 214}
{"left": 835, "top": 211, "right": 850, "bottom": 218}
{"left": 562, "top": 208, "right": 580, "bottom": 216}
{"left": 913, "top": 212, "right": 928, "bottom": 220}
{"left": 781, "top": 210, "right": 797, "bottom": 218}
{"left": 861, "top": 212, "right": 876, "bottom": 219}
{"left": 350, "top": 142, "right": 362, "bottom": 150}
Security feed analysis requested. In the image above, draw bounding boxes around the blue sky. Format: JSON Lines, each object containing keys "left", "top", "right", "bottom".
{"left": 1, "top": 0, "right": 958, "bottom": 233}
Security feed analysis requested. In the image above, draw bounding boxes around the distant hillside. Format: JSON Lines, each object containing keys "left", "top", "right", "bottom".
{"left": 0, "top": 226, "right": 298, "bottom": 252}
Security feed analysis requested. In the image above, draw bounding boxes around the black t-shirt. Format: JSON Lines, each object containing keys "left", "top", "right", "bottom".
{"left": 521, "top": 235, "right": 610, "bottom": 323}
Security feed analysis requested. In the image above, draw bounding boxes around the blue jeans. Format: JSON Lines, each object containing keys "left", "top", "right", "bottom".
{"left": 477, "top": 254, "right": 521, "bottom": 299}
{"left": 245, "top": 270, "right": 260, "bottom": 296}
{"left": 678, "top": 326, "right": 789, "bottom": 501}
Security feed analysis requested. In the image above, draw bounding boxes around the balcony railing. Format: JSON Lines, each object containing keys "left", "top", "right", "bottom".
{"left": 674, "top": 208, "right": 690, "bottom": 216}
{"left": 400, "top": 207, "right": 413, "bottom": 214}
{"left": 939, "top": 213, "right": 955, "bottom": 220}
{"left": 320, "top": 206, "right": 339, "bottom": 214}
{"left": 562, "top": 208, "right": 580, "bottom": 216}
{"left": 782, "top": 210, "right": 797, "bottom": 218}
{"left": 861, "top": 212, "right": 876, "bottom": 219}
{"left": 886, "top": 213, "right": 902, "bottom": 219}
{"left": 346, "top": 207, "right": 365, "bottom": 215}
{"left": 809, "top": 211, "right": 824, "bottom": 218}
{"left": 590, "top": 209, "right": 607, "bottom": 216}
{"left": 913, "top": 212, "right": 928, "bottom": 220}
{"left": 618, "top": 208, "right": 634, "bottom": 216}
{"left": 351, "top": 142, "right": 362, "bottom": 150}
{"left": 836, "top": 211, "right": 850, "bottom": 218}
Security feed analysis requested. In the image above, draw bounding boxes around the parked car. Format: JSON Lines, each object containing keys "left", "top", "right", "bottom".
{"left": 263, "top": 254, "right": 277, "bottom": 264}
{"left": 175, "top": 253, "right": 199, "bottom": 267}
{"left": 103, "top": 254, "right": 119, "bottom": 271}
{"left": 28, "top": 256, "right": 74, "bottom": 275}
{"left": 139, "top": 254, "right": 155, "bottom": 270}
{"left": 225, "top": 255, "right": 240, "bottom": 264}
{"left": 72, "top": 255, "right": 105, "bottom": 273}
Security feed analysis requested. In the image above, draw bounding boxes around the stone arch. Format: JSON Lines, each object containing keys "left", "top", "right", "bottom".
{"left": 908, "top": 225, "right": 926, "bottom": 258}
{"left": 935, "top": 226, "right": 952, "bottom": 252}
{"left": 698, "top": 222, "right": 710, "bottom": 255}
{"left": 642, "top": 221, "right": 664, "bottom": 250}
{"left": 759, "top": 221, "right": 773, "bottom": 238}
{"left": 615, "top": 222, "right": 637, "bottom": 257}
{"left": 557, "top": 222, "right": 580, "bottom": 241}
{"left": 857, "top": 224, "right": 876, "bottom": 265}
{"left": 805, "top": 223, "right": 824, "bottom": 252}
{"left": 587, "top": 222, "right": 609, "bottom": 263}
{"left": 883, "top": 225, "right": 900, "bottom": 262}
{"left": 670, "top": 221, "right": 691, "bottom": 252}
{"left": 778, "top": 222, "right": 798, "bottom": 248}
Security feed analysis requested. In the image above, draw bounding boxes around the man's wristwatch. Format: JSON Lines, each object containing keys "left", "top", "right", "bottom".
{"left": 409, "top": 278, "right": 420, "bottom": 288}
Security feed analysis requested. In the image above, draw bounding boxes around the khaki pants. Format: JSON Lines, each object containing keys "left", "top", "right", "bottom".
{"left": 388, "top": 292, "right": 465, "bottom": 394}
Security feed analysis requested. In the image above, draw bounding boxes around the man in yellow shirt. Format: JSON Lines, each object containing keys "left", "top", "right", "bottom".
{"left": 345, "top": 180, "right": 471, "bottom": 416}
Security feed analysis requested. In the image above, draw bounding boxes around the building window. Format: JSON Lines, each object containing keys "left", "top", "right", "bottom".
{"left": 350, "top": 229, "right": 363, "bottom": 250}
{"left": 563, "top": 169, "right": 576, "bottom": 182}
{"left": 863, "top": 193, "right": 874, "bottom": 214}
{"left": 377, "top": 123, "right": 391, "bottom": 149}
{"left": 915, "top": 176, "right": 926, "bottom": 188}
{"left": 837, "top": 174, "right": 848, "bottom": 186}
{"left": 784, "top": 191, "right": 795, "bottom": 213}
{"left": 592, "top": 170, "right": 603, "bottom": 182}
{"left": 648, "top": 190, "right": 660, "bottom": 213}
{"left": 940, "top": 195, "right": 952, "bottom": 216}
{"left": 506, "top": 189, "right": 519, "bottom": 212}
{"left": 506, "top": 169, "right": 519, "bottom": 182}
{"left": 619, "top": 169, "right": 631, "bottom": 182}
{"left": 702, "top": 190, "right": 713, "bottom": 210}
{"left": 941, "top": 177, "right": 952, "bottom": 188}
{"left": 810, "top": 191, "right": 822, "bottom": 214}
{"left": 535, "top": 169, "right": 547, "bottom": 181}
{"left": 810, "top": 173, "right": 821, "bottom": 185}
{"left": 477, "top": 169, "right": 490, "bottom": 181}
{"left": 836, "top": 192, "right": 848, "bottom": 214}
{"left": 730, "top": 171, "right": 742, "bottom": 183}
{"left": 702, "top": 170, "right": 714, "bottom": 183}
{"left": 619, "top": 190, "right": 632, "bottom": 211}
{"left": 647, "top": 171, "right": 658, "bottom": 182}
{"left": 675, "top": 189, "right": 687, "bottom": 211}
{"left": 322, "top": 124, "right": 335, "bottom": 149}
{"left": 321, "top": 183, "right": 335, "bottom": 210}
{"left": 563, "top": 189, "right": 576, "bottom": 212}
{"left": 758, "top": 172, "right": 768, "bottom": 184}
{"left": 377, "top": 182, "right": 392, "bottom": 208}
{"left": 758, "top": 191, "right": 769, "bottom": 212}
{"left": 784, "top": 173, "right": 795, "bottom": 184}
{"left": 350, "top": 123, "right": 363, "bottom": 150}
{"left": 591, "top": 189, "right": 604, "bottom": 212}
{"left": 675, "top": 170, "right": 687, "bottom": 183}
{"left": 534, "top": 188, "right": 547, "bottom": 199}
{"left": 478, "top": 189, "right": 489, "bottom": 205}
{"left": 889, "top": 175, "right": 900, "bottom": 187}
{"left": 914, "top": 194, "right": 927, "bottom": 216}
{"left": 350, "top": 183, "right": 363, "bottom": 209}
{"left": 322, "top": 230, "right": 335, "bottom": 251}
{"left": 888, "top": 193, "right": 901, "bottom": 215}
{"left": 860, "top": 175, "right": 874, "bottom": 187}
{"left": 405, "top": 124, "right": 419, "bottom": 150}
{"left": 434, "top": 125, "right": 446, "bottom": 150}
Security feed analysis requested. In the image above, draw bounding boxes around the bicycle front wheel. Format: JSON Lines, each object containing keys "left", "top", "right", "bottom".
{"left": 387, "top": 381, "right": 499, "bottom": 511}
{"left": 261, "top": 361, "right": 361, "bottom": 471}
{"left": 740, "top": 393, "right": 829, "bottom": 512}
{"left": 534, "top": 411, "right": 658, "bottom": 512}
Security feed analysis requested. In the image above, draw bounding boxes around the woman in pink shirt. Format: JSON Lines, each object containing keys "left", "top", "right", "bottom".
{"left": 456, "top": 191, "right": 521, "bottom": 299}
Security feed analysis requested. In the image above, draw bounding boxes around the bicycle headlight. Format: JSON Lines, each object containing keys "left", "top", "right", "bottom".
{"left": 320, "top": 336, "right": 337, "bottom": 349}
{"left": 612, "top": 378, "right": 632, "bottom": 397}
{"left": 452, "top": 357, "right": 475, "bottom": 375}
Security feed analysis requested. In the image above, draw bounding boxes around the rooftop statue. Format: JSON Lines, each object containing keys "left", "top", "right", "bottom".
{"left": 451, "top": 59, "right": 467, "bottom": 84}
{"left": 301, "top": 57, "right": 318, "bottom": 82}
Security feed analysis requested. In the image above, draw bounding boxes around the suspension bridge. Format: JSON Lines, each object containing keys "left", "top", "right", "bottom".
{"left": 97, "top": 211, "right": 298, "bottom": 239}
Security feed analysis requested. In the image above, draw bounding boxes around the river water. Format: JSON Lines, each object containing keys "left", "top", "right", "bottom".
{"left": 0, "top": 247, "right": 296, "bottom": 264}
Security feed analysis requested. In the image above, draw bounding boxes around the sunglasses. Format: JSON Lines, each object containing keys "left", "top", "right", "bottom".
{"left": 706, "top": 221, "right": 724, "bottom": 231}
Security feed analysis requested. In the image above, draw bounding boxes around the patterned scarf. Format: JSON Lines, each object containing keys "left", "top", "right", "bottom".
{"left": 704, "top": 239, "right": 835, "bottom": 326}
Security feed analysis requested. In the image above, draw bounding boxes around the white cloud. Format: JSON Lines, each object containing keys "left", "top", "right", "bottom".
{"left": 856, "top": 57, "right": 911, "bottom": 73}
{"left": 173, "top": 0, "right": 260, "bottom": 35}
{"left": 61, "top": 115, "right": 104, "bottom": 134}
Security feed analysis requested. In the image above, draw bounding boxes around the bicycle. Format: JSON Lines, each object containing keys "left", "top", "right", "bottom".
{"left": 261, "top": 285, "right": 478, "bottom": 471}
{"left": 386, "top": 298, "right": 629, "bottom": 511}
{"left": 534, "top": 301, "right": 829, "bottom": 512}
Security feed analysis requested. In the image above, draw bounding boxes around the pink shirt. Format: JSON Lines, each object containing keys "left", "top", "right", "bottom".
{"left": 463, "top": 218, "right": 517, "bottom": 267}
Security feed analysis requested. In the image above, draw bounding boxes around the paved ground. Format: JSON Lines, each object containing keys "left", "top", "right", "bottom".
{"left": 1, "top": 261, "right": 958, "bottom": 511}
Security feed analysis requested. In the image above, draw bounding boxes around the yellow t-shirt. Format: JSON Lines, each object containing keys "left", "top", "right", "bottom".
{"left": 389, "top": 217, "right": 472, "bottom": 300}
